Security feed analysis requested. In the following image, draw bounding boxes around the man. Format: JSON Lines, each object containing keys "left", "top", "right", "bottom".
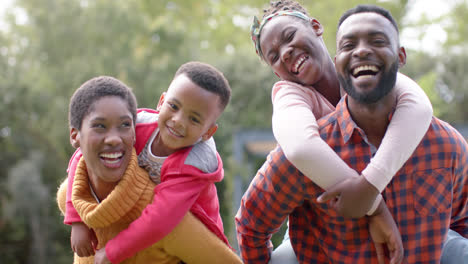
{"left": 236, "top": 4, "right": 468, "bottom": 263}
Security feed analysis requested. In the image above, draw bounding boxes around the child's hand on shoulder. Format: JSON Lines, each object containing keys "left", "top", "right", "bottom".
{"left": 71, "top": 222, "right": 97, "bottom": 257}
{"left": 317, "top": 176, "right": 379, "bottom": 218}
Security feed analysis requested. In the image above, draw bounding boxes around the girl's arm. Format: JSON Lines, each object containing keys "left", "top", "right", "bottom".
{"left": 361, "top": 72, "right": 432, "bottom": 192}
{"left": 272, "top": 74, "right": 432, "bottom": 217}
{"left": 272, "top": 81, "right": 382, "bottom": 216}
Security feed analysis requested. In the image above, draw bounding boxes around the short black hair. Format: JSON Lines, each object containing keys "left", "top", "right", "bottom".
{"left": 69, "top": 76, "right": 137, "bottom": 130}
{"left": 174, "top": 61, "right": 231, "bottom": 111}
{"left": 338, "top": 4, "right": 399, "bottom": 33}
{"left": 262, "top": 0, "right": 310, "bottom": 18}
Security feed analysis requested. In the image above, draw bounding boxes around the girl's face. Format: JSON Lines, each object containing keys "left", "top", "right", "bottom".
{"left": 259, "top": 15, "right": 329, "bottom": 87}
{"left": 70, "top": 96, "right": 135, "bottom": 185}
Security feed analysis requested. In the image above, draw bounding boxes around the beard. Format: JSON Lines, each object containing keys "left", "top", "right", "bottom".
{"left": 338, "top": 60, "right": 399, "bottom": 104}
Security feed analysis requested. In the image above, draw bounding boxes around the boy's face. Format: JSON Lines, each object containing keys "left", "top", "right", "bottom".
{"left": 155, "top": 74, "right": 221, "bottom": 156}
{"left": 70, "top": 96, "right": 135, "bottom": 184}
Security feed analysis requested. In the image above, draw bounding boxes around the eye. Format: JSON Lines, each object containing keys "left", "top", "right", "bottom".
{"left": 372, "top": 38, "right": 386, "bottom": 46}
{"left": 121, "top": 121, "right": 132, "bottom": 128}
{"left": 167, "top": 102, "right": 178, "bottom": 111}
{"left": 339, "top": 41, "right": 355, "bottom": 51}
{"left": 286, "top": 30, "right": 295, "bottom": 42}
{"left": 190, "top": 116, "right": 201, "bottom": 124}
{"left": 269, "top": 53, "right": 279, "bottom": 64}
{"left": 91, "top": 123, "right": 106, "bottom": 131}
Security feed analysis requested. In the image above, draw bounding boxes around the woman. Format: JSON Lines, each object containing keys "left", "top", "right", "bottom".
{"left": 56, "top": 76, "right": 241, "bottom": 264}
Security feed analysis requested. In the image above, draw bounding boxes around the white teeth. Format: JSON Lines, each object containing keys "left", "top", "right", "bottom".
{"left": 168, "top": 127, "right": 183, "bottom": 137}
{"left": 104, "top": 159, "right": 120, "bottom": 164}
{"left": 101, "top": 152, "right": 123, "bottom": 159}
{"left": 353, "top": 65, "right": 378, "bottom": 76}
{"left": 293, "top": 55, "right": 307, "bottom": 73}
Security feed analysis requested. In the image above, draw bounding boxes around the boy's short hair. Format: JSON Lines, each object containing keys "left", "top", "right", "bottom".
{"left": 69, "top": 76, "right": 137, "bottom": 130}
{"left": 338, "top": 4, "right": 399, "bottom": 33}
{"left": 174, "top": 61, "right": 231, "bottom": 111}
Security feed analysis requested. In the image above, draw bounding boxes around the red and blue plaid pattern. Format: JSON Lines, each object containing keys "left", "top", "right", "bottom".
{"left": 236, "top": 96, "right": 468, "bottom": 263}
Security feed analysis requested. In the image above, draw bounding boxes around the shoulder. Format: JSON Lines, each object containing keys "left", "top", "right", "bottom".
{"left": 184, "top": 137, "right": 219, "bottom": 173}
{"left": 136, "top": 108, "right": 159, "bottom": 124}
{"left": 428, "top": 118, "right": 468, "bottom": 153}
{"left": 317, "top": 111, "right": 339, "bottom": 138}
{"left": 272, "top": 80, "right": 312, "bottom": 98}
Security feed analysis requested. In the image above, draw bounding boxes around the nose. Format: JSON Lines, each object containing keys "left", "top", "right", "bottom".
{"left": 170, "top": 111, "right": 185, "bottom": 129}
{"left": 353, "top": 41, "right": 371, "bottom": 58}
{"left": 280, "top": 45, "right": 293, "bottom": 62}
{"left": 104, "top": 129, "right": 122, "bottom": 146}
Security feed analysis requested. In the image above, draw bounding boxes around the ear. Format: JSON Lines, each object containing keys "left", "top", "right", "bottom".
{"left": 156, "top": 92, "right": 166, "bottom": 111}
{"left": 398, "top": 46, "right": 407, "bottom": 68}
{"left": 201, "top": 124, "right": 218, "bottom": 141}
{"left": 310, "top": 18, "right": 324, "bottom": 36}
{"left": 70, "top": 127, "right": 80, "bottom": 149}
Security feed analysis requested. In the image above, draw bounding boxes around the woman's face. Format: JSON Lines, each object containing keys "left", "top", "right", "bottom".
{"left": 259, "top": 16, "right": 329, "bottom": 87}
{"left": 71, "top": 96, "right": 135, "bottom": 184}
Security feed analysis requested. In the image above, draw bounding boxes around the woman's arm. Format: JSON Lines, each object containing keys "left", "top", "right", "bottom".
{"left": 272, "top": 81, "right": 382, "bottom": 217}
{"left": 164, "top": 212, "right": 242, "bottom": 264}
{"left": 361, "top": 72, "right": 433, "bottom": 192}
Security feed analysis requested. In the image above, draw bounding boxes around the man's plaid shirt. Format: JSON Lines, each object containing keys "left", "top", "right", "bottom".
{"left": 236, "top": 96, "right": 468, "bottom": 263}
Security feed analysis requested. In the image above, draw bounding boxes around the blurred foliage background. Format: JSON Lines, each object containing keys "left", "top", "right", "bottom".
{"left": 0, "top": 0, "right": 467, "bottom": 263}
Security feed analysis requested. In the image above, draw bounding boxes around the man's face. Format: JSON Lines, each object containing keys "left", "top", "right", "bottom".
{"left": 155, "top": 74, "right": 220, "bottom": 156}
{"left": 259, "top": 16, "right": 329, "bottom": 87}
{"left": 335, "top": 12, "right": 405, "bottom": 104}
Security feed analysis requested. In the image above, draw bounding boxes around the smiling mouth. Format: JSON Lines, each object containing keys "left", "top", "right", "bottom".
{"left": 351, "top": 65, "right": 379, "bottom": 78}
{"left": 100, "top": 152, "right": 123, "bottom": 166}
{"left": 167, "top": 126, "right": 183, "bottom": 138}
{"left": 292, "top": 55, "right": 308, "bottom": 74}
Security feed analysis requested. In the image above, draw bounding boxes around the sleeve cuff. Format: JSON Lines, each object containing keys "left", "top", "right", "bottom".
{"left": 361, "top": 164, "right": 392, "bottom": 193}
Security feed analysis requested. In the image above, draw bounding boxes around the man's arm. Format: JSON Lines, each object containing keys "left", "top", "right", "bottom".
{"left": 449, "top": 133, "right": 468, "bottom": 236}
{"left": 235, "top": 147, "right": 306, "bottom": 263}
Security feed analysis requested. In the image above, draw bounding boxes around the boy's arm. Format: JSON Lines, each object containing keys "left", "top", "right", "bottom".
{"left": 105, "top": 171, "right": 209, "bottom": 263}
{"left": 272, "top": 82, "right": 382, "bottom": 217}
{"left": 64, "top": 148, "right": 83, "bottom": 224}
{"left": 361, "top": 72, "right": 433, "bottom": 192}
{"left": 57, "top": 178, "right": 97, "bottom": 257}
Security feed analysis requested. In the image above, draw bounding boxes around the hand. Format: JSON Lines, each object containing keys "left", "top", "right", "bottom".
{"left": 368, "top": 201, "right": 404, "bottom": 264}
{"left": 71, "top": 222, "right": 98, "bottom": 257}
{"left": 317, "top": 176, "right": 379, "bottom": 218}
{"left": 94, "top": 248, "right": 112, "bottom": 264}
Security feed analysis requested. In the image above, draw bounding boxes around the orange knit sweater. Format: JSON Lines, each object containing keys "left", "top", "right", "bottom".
{"left": 57, "top": 149, "right": 242, "bottom": 264}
